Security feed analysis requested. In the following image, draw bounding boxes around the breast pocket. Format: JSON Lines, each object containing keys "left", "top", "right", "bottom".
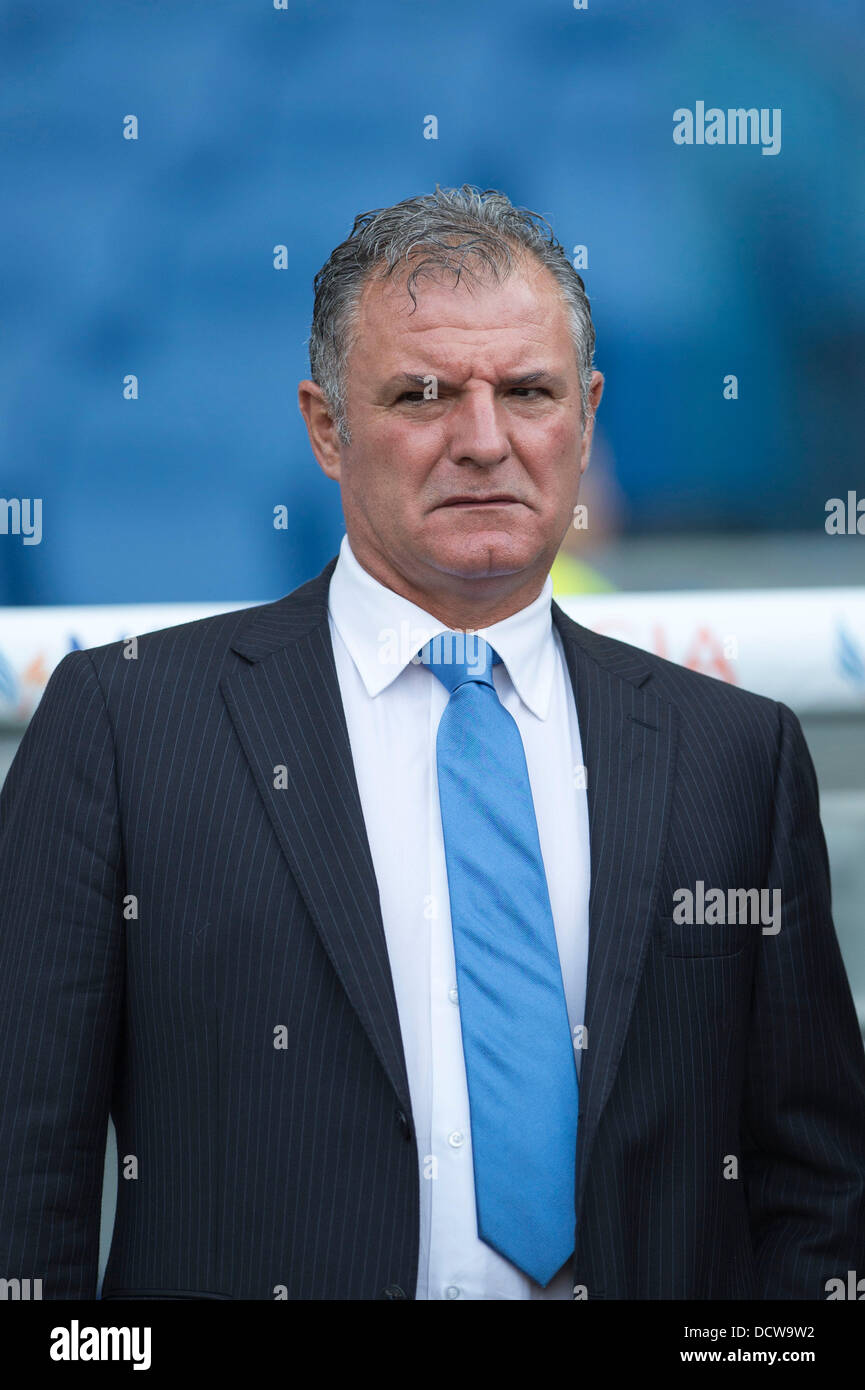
{"left": 654, "top": 914, "right": 752, "bottom": 959}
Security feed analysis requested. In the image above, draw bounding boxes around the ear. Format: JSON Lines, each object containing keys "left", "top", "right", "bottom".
{"left": 579, "top": 371, "right": 604, "bottom": 476}
{"left": 298, "top": 380, "right": 344, "bottom": 481}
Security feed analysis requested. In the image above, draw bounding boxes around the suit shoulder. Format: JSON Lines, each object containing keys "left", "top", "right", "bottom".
{"left": 564, "top": 616, "right": 782, "bottom": 727}
{"left": 80, "top": 600, "right": 269, "bottom": 673}
{"left": 78, "top": 560, "right": 335, "bottom": 681}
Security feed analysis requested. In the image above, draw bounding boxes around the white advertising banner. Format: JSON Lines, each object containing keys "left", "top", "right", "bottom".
{"left": 0, "top": 588, "right": 864, "bottom": 724}
{"left": 0, "top": 602, "right": 253, "bottom": 724}
{"left": 558, "top": 587, "right": 865, "bottom": 717}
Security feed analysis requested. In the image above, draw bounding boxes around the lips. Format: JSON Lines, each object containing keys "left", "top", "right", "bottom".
{"left": 438, "top": 495, "right": 520, "bottom": 506}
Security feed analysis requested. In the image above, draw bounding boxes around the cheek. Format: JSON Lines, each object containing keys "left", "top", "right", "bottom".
{"left": 517, "top": 419, "right": 582, "bottom": 491}
{"left": 346, "top": 426, "right": 437, "bottom": 513}
{"left": 368, "top": 422, "right": 443, "bottom": 489}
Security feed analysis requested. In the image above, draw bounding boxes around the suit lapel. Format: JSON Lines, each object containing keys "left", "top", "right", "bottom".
{"left": 552, "top": 601, "right": 678, "bottom": 1225}
{"left": 220, "top": 557, "right": 413, "bottom": 1120}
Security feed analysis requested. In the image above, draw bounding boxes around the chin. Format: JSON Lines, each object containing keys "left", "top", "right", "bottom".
{"left": 428, "top": 539, "right": 536, "bottom": 581}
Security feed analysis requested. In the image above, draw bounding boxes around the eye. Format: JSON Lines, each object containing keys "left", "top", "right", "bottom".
{"left": 509, "top": 386, "right": 548, "bottom": 398}
{"left": 395, "top": 391, "right": 428, "bottom": 404}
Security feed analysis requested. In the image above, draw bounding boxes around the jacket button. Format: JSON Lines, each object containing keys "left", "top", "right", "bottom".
{"left": 395, "top": 1107, "right": 412, "bottom": 1141}
{"left": 381, "top": 1284, "right": 407, "bottom": 1300}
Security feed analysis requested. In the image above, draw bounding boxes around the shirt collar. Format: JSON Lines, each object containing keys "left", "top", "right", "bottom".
{"left": 327, "top": 533, "right": 557, "bottom": 719}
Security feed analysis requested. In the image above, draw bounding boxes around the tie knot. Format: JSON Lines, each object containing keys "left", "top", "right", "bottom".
{"left": 418, "top": 631, "right": 501, "bottom": 694}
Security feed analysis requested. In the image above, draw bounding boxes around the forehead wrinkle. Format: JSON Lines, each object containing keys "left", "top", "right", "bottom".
{"left": 384, "top": 315, "right": 558, "bottom": 359}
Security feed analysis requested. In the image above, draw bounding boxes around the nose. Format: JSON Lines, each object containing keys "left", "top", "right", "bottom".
{"left": 447, "top": 385, "right": 510, "bottom": 467}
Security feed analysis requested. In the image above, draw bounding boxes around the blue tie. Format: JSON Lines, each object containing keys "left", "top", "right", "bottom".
{"left": 420, "top": 631, "right": 579, "bottom": 1286}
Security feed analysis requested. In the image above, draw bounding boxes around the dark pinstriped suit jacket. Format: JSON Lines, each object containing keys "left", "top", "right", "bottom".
{"left": 1, "top": 555, "right": 864, "bottom": 1300}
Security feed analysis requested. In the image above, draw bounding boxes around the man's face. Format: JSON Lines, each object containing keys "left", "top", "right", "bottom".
{"left": 300, "top": 251, "right": 603, "bottom": 614}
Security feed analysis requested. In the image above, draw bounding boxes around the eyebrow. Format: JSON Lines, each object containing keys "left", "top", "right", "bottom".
{"left": 384, "top": 369, "right": 566, "bottom": 392}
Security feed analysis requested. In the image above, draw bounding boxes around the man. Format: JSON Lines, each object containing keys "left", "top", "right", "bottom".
{"left": 1, "top": 186, "right": 864, "bottom": 1300}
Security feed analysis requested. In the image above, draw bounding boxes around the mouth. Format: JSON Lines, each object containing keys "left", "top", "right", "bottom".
{"left": 437, "top": 495, "right": 522, "bottom": 508}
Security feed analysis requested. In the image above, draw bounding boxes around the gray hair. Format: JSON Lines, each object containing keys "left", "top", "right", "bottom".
{"left": 308, "top": 184, "right": 597, "bottom": 445}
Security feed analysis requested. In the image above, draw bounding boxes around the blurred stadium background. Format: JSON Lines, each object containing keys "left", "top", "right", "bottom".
{"left": 1, "top": 0, "right": 864, "bottom": 1288}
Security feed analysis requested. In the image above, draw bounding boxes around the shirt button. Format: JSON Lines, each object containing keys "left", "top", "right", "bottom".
{"left": 448, "top": 985, "right": 459, "bottom": 1004}
{"left": 448, "top": 1130, "right": 465, "bottom": 1148}
{"left": 444, "top": 1285, "right": 461, "bottom": 1299}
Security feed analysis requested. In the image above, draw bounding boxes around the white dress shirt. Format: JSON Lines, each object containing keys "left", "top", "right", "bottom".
{"left": 327, "top": 533, "right": 590, "bottom": 1301}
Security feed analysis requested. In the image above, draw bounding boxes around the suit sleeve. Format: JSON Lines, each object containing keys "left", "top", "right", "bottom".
{"left": 742, "top": 700, "right": 865, "bottom": 1298}
{"left": 0, "top": 650, "right": 125, "bottom": 1299}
